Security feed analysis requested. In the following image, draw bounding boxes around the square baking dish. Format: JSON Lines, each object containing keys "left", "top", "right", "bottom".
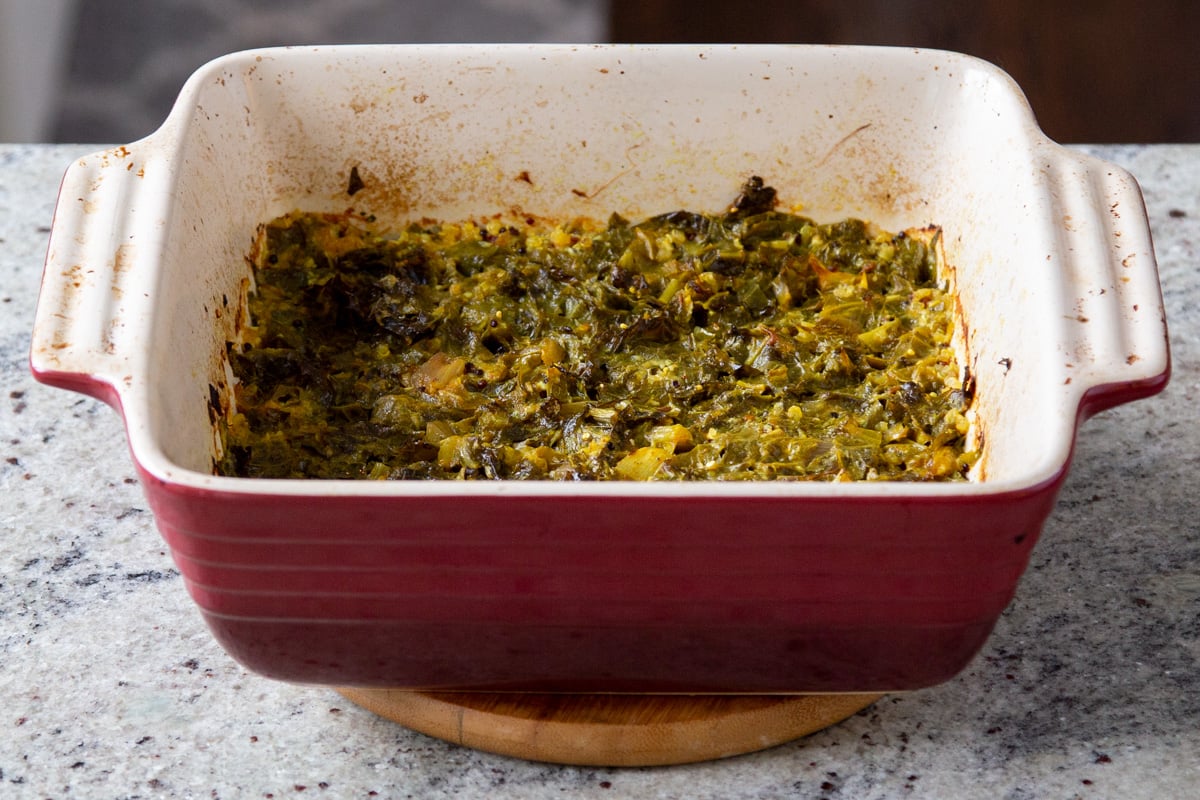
{"left": 31, "top": 44, "right": 1169, "bottom": 692}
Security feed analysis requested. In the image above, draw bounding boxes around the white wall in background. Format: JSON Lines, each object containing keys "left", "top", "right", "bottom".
{"left": 0, "top": 0, "right": 78, "bottom": 142}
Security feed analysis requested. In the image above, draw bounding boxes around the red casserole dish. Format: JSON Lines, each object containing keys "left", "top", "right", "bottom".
{"left": 30, "top": 45, "right": 1169, "bottom": 692}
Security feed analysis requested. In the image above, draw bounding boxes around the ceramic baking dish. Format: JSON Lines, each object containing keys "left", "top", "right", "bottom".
{"left": 31, "top": 44, "right": 1168, "bottom": 693}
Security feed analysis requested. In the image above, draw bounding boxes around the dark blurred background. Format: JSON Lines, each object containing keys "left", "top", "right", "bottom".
{"left": 610, "top": 0, "right": 1200, "bottom": 143}
{"left": 2, "top": 0, "right": 1196, "bottom": 144}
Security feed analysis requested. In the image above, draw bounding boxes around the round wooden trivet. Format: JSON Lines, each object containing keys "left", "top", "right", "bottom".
{"left": 335, "top": 689, "right": 882, "bottom": 766}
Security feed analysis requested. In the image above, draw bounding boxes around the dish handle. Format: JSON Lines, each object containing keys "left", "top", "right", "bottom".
{"left": 29, "top": 146, "right": 166, "bottom": 408}
{"left": 1052, "top": 150, "right": 1171, "bottom": 420}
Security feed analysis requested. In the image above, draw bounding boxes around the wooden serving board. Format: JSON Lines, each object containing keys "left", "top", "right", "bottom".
{"left": 336, "top": 689, "right": 882, "bottom": 766}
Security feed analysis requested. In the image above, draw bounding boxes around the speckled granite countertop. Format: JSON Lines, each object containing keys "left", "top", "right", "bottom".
{"left": 1, "top": 144, "right": 1197, "bottom": 799}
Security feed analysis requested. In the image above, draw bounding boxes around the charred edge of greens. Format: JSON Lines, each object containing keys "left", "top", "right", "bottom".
{"left": 217, "top": 177, "right": 976, "bottom": 481}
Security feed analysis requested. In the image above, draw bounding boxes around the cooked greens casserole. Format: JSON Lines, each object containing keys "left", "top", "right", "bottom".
{"left": 218, "top": 179, "right": 975, "bottom": 481}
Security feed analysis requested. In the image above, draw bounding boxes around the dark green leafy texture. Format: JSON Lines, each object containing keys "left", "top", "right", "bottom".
{"left": 219, "top": 180, "right": 975, "bottom": 481}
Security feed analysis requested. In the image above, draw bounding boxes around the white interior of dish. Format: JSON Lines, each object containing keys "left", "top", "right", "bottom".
{"left": 116, "top": 44, "right": 1131, "bottom": 495}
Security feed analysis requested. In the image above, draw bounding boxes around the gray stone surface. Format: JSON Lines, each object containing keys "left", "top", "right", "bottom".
{"left": 1, "top": 143, "right": 1197, "bottom": 798}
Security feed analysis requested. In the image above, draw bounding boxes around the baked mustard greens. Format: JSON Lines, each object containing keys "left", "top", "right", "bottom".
{"left": 218, "top": 178, "right": 976, "bottom": 481}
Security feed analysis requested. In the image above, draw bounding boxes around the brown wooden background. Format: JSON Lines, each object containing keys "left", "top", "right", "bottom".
{"left": 610, "top": 1, "right": 1199, "bottom": 143}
